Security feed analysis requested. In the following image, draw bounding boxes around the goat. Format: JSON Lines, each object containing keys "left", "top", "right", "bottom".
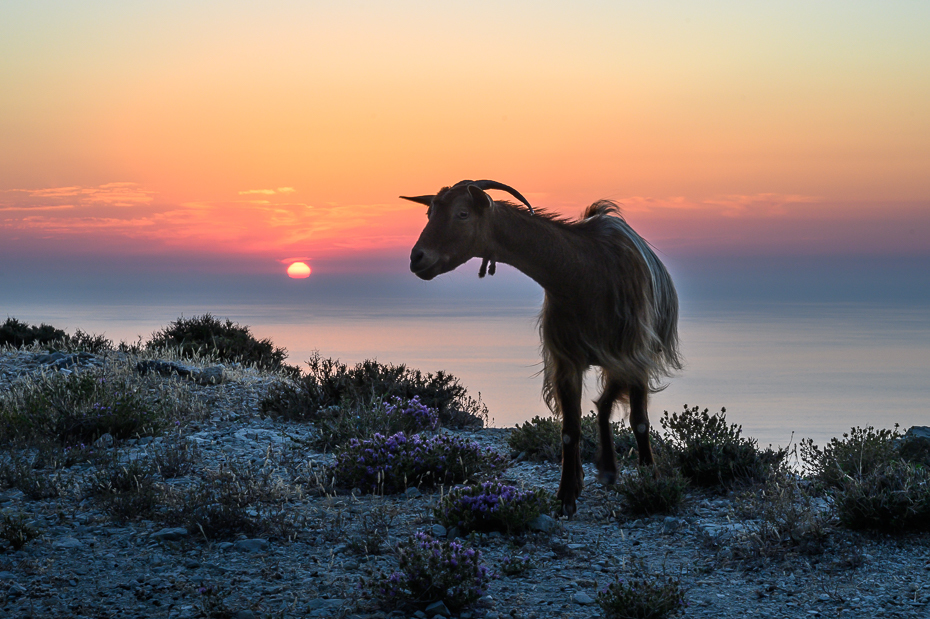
{"left": 403, "top": 180, "right": 682, "bottom": 516}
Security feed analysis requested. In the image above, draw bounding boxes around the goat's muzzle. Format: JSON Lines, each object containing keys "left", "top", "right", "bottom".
{"left": 409, "top": 247, "right": 440, "bottom": 280}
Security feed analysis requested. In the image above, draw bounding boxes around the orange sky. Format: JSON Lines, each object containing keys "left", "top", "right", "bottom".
{"left": 2, "top": 2, "right": 929, "bottom": 274}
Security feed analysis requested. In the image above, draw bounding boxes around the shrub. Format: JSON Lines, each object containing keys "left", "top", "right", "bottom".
{"left": 330, "top": 432, "right": 508, "bottom": 494}
{"left": 169, "top": 464, "right": 302, "bottom": 540}
{"left": 507, "top": 413, "right": 663, "bottom": 464}
{"left": 57, "top": 329, "right": 114, "bottom": 354}
{"left": 615, "top": 465, "right": 687, "bottom": 516}
{"left": 660, "top": 405, "right": 786, "bottom": 488}
{"left": 0, "top": 512, "right": 40, "bottom": 551}
{"left": 728, "top": 475, "right": 830, "bottom": 558}
{"left": 0, "top": 370, "right": 169, "bottom": 445}
{"left": 0, "top": 317, "right": 65, "bottom": 348}
{"left": 86, "top": 459, "right": 164, "bottom": 523}
{"left": 499, "top": 552, "right": 534, "bottom": 576}
{"left": 261, "top": 354, "right": 487, "bottom": 428}
{"left": 313, "top": 396, "right": 440, "bottom": 449}
{"left": 0, "top": 457, "right": 61, "bottom": 500}
{"left": 597, "top": 558, "right": 686, "bottom": 619}
{"left": 371, "top": 532, "right": 494, "bottom": 611}
{"left": 834, "top": 460, "right": 930, "bottom": 532}
{"left": 800, "top": 425, "right": 902, "bottom": 488}
{"left": 147, "top": 314, "right": 288, "bottom": 372}
{"left": 436, "top": 481, "right": 554, "bottom": 534}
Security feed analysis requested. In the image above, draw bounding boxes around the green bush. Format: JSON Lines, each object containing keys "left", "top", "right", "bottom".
{"left": 660, "top": 405, "right": 786, "bottom": 488}
{"left": 597, "top": 557, "right": 686, "bottom": 619}
{"left": 614, "top": 464, "right": 687, "bottom": 516}
{"left": 310, "top": 395, "right": 440, "bottom": 449}
{"left": 261, "top": 354, "right": 487, "bottom": 428}
{"left": 0, "top": 512, "right": 40, "bottom": 551}
{"left": 800, "top": 425, "right": 902, "bottom": 488}
{"left": 0, "top": 318, "right": 112, "bottom": 353}
{"left": 0, "top": 370, "right": 169, "bottom": 445}
{"left": 507, "top": 413, "right": 662, "bottom": 464}
{"left": 86, "top": 459, "right": 163, "bottom": 523}
{"left": 834, "top": 460, "right": 930, "bottom": 532}
{"left": 729, "top": 475, "right": 830, "bottom": 558}
{"left": 0, "top": 317, "right": 65, "bottom": 348}
{"left": 147, "top": 314, "right": 288, "bottom": 371}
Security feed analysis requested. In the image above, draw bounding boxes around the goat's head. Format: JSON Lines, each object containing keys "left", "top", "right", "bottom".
{"left": 402, "top": 180, "right": 532, "bottom": 280}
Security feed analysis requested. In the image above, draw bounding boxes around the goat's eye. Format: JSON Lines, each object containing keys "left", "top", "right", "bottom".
{"left": 457, "top": 210, "right": 469, "bottom": 220}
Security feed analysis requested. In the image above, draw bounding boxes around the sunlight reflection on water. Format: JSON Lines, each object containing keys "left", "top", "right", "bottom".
{"left": 4, "top": 299, "right": 928, "bottom": 448}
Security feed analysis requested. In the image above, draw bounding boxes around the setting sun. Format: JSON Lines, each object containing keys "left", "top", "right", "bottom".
{"left": 286, "top": 262, "right": 311, "bottom": 279}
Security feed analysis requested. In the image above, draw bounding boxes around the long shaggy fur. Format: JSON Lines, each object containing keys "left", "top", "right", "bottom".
{"left": 538, "top": 200, "right": 682, "bottom": 415}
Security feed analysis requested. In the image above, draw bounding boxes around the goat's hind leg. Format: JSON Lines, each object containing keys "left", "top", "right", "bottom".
{"left": 554, "top": 370, "right": 585, "bottom": 518}
{"left": 594, "top": 377, "right": 624, "bottom": 485}
{"left": 629, "top": 383, "right": 655, "bottom": 466}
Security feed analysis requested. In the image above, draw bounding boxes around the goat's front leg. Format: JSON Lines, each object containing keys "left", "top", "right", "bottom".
{"left": 555, "top": 371, "right": 584, "bottom": 517}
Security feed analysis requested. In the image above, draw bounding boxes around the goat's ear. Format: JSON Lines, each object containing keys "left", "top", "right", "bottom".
{"left": 399, "top": 195, "right": 434, "bottom": 206}
{"left": 467, "top": 185, "right": 493, "bottom": 210}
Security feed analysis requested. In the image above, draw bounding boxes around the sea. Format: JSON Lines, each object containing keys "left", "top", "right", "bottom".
{"left": 3, "top": 257, "right": 929, "bottom": 449}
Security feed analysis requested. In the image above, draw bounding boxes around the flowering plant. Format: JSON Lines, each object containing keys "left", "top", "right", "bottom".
{"left": 436, "top": 480, "right": 553, "bottom": 534}
{"left": 330, "top": 432, "right": 508, "bottom": 494}
{"left": 382, "top": 396, "right": 439, "bottom": 433}
{"left": 373, "top": 532, "right": 493, "bottom": 610}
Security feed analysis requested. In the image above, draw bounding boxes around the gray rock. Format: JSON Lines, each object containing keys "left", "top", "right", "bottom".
{"left": 405, "top": 487, "right": 422, "bottom": 499}
{"left": 234, "top": 538, "right": 269, "bottom": 553}
{"left": 152, "top": 527, "right": 188, "bottom": 542}
{"left": 135, "top": 360, "right": 226, "bottom": 385}
{"left": 528, "top": 514, "right": 557, "bottom": 533}
{"left": 94, "top": 433, "right": 115, "bottom": 448}
{"left": 431, "top": 524, "right": 448, "bottom": 538}
{"left": 662, "top": 516, "right": 682, "bottom": 534}
{"left": 52, "top": 537, "right": 84, "bottom": 549}
{"left": 233, "top": 611, "right": 257, "bottom": 619}
{"left": 425, "top": 600, "right": 451, "bottom": 617}
{"left": 195, "top": 366, "right": 226, "bottom": 385}
{"left": 572, "top": 591, "right": 596, "bottom": 605}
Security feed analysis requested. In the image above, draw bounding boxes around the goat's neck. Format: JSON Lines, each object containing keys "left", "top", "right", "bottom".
{"left": 485, "top": 207, "right": 583, "bottom": 295}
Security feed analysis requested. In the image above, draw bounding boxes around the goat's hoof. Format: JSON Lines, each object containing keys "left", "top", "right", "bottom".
{"left": 559, "top": 500, "right": 577, "bottom": 519}
{"left": 596, "top": 470, "right": 617, "bottom": 486}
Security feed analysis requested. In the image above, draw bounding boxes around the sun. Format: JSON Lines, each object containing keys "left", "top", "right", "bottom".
{"left": 286, "top": 261, "right": 312, "bottom": 279}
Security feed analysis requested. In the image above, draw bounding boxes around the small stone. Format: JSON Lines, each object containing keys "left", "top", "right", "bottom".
{"left": 405, "top": 487, "right": 422, "bottom": 499}
{"left": 431, "top": 524, "right": 448, "bottom": 538}
{"left": 572, "top": 592, "right": 595, "bottom": 605}
{"left": 528, "top": 514, "right": 556, "bottom": 533}
{"left": 233, "top": 611, "right": 257, "bottom": 619}
{"left": 152, "top": 527, "right": 188, "bottom": 542}
{"left": 94, "top": 433, "right": 115, "bottom": 448}
{"left": 234, "top": 539, "right": 269, "bottom": 553}
{"left": 52, "top": 537, "right": 84, "bottom": 549}
{"left": 425, "top": 600, "right": 451, "bottom": 617}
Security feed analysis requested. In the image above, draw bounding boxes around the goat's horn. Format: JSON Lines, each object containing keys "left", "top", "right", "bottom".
{"left": 469, "top": 180, "right": 534, "bottom": 215}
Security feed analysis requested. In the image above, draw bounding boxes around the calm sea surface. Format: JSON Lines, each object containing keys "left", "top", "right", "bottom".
{"left": 5, "top": 275, "right": 928, "bottom": 448}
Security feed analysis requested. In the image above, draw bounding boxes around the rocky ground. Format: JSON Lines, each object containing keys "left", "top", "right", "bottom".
{"left": 1, "top": 349, "right": 928, "bottom": 619}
